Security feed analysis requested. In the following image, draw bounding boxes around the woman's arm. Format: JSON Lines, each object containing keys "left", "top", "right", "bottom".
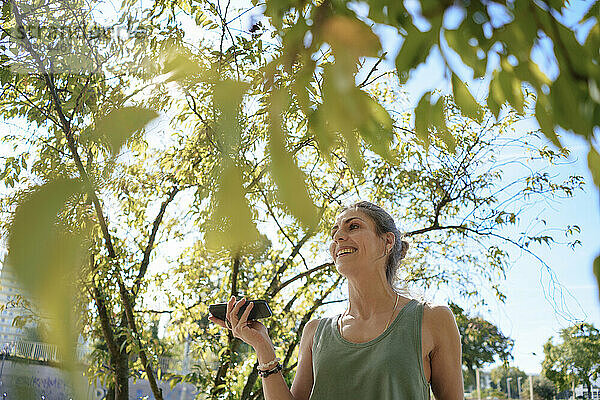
{"left": 427, "top": 305, "right": 464, "bottom": 400}
{"left": 290, "top": 319, "right": 319, "bottom": 400}
{"left": 256, "top": 319, "right": 318, "bottom": 400}
{"left": 209, "top": 297, "right": 317, "bottom": 400}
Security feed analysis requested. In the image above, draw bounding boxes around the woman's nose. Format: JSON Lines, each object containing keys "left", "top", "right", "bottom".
{"left": 332, "top": 229, "right": 347, "bottom": 242}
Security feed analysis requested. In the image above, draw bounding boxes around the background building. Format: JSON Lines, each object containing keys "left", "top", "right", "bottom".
{"left": 0, "top": 263, "right": 28, "bottom": 346}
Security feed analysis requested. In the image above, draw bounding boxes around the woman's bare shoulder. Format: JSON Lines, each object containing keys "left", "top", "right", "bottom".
{"left": 300, "top": 318, "right": 323, "bottom": 348}
{"left": 304, "top": 318, "right": 322, "bottom": 335}
{"left": 422, "top": 303, "right": 458, "bottom": 334}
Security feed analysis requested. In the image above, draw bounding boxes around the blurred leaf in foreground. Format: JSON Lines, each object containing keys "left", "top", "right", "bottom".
{"left": 268, "top": 89, "right": 319, "bottom": 231}
{"left": 452, "top": 73, "right": 481, "bottom": 123}
{"left": 92, "top": 107, "right": 159, "bottom": 156}
{"left": 213, "top": 79, "right": 250, "bottom": 155}
{"left": 6, "top": 177, "right": 86, "bottom": 397}
{"left": 594, "top": 255, "right": 600, "bottom": 301}
{"left": 415, "top": 92, "right": 447, "bottom": 150}
{"left": 206, "top": 160, "right": 260, "bottom": 252}
{"left": 588, "top": 147, "right": 600, "bottom": 189}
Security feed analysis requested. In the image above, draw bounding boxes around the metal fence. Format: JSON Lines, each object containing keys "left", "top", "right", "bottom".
{"left": 1, "top": 340, "right": 64, "bottom": 362}
{"left": 0, "top": 340, "right": 191, "bottom": 374}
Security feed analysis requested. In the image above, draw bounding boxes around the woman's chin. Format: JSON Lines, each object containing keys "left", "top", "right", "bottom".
{"left": 335, "top": 260, "right": 356, "bottom": 275}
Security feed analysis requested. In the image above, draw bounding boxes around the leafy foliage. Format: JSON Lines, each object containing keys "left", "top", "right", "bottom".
{"left": 542, "top": 323, "right": 600, "bottom": 397}
{"left": 490, "top": 365, "right": 528, "bottom": 398}
{"left": 449, "top": 302, "right": 514, "bottom": 384}
{"left": 520, "top": 375, "right": 557, "bottom": 400}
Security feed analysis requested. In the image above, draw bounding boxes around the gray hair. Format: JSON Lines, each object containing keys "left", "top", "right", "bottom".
{"left": 341, "top": 201, "right": 410, "bottom": 288}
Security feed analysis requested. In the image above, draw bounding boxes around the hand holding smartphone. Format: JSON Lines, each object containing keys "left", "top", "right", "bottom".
{"left": 209, "top": 299, "right": 272, "bottom": 321}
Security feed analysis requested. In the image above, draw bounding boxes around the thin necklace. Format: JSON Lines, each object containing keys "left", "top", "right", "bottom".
{"left": 338, "top": 293, "right": 400, "bottom": 340}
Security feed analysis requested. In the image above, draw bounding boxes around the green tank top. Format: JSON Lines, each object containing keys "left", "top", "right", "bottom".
{"left": 309, "top": 299, "right": 430, "bottom": 400}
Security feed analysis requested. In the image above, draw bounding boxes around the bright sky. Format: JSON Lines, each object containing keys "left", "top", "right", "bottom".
{"left": 1, "top": 0, "right": 599, "bottom": 379}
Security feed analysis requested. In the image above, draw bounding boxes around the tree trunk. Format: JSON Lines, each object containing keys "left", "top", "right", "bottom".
{"left": 586, "top": 380, "right": 592, "bottom": 399}
{"left": 212, "top": 346, "right": 232, "bottom": 399}
{"left": 106, "top": 383, "right": 115, "bottom": 400}
{"left": 114, "top": 334, "right": 130, "bottom": 400}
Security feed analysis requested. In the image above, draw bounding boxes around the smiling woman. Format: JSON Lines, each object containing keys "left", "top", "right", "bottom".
{"left": 209, "top": 201, "right": 464, "bottom": 400}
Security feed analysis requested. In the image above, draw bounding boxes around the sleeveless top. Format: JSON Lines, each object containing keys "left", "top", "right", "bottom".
{"left": 309, "top": 299, "right": 430, "bottom": 400}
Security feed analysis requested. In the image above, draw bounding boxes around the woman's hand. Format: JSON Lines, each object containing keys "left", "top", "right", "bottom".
{"left": 208, "top": 296, "right": 272, "bottom": 350}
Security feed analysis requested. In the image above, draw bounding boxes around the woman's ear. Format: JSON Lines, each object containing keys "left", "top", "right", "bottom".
{"left": 385, "top": 232, "right": 395, "bottom": 252}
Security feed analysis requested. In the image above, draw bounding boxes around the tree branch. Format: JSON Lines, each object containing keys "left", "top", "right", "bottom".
{"left": 357, "top": 52, "right": 387, "bottom": 88}
{"left": 273, "top": 262, "right": 333, "bottom": 295}
{"left": 132, "top": 186, "right": 180, "bottom": 298}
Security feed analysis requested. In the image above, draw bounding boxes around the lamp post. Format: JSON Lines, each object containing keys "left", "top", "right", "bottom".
{"left": 507, "top": 377, "right": 512, "bottom": 399}
{"left": 476, "top": 369, "right": 481, "bottom": 400}
{"left": 517, "top": 376, "right": 522, "bottom": 399}
{"left": 529, "top": 376, "right": 534, "bottom": 400}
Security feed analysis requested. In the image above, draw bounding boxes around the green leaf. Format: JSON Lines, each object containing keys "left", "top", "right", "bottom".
{"left": 358, "top": 93, "right": 395, "bottom": 161}
{"left": 551, "top": 74, "right": 593, "bottom": 138}
{"left": 0, "top": 67, "right": 11, "bottom": 85}
{"left": 513, "top": 61, "right": 551, "bottom": 93}
{"left": 395, "top": 25, "right": 437, "bottom": 84}
{"left": 321, "top": 15, "right": 381, "bottom": 61}
{"left": 499, "top": 65, "right": 524, "bottom": 115}
{"left": 594, "top": 254, "right": 600, "bottom": 301}
{"left": 487, "top": 70, "right": 503, "bottom": 118}
{"left": 195, "top": 10, "right": 219, "bottom": 30}
{"left": 414, "top": 92, "right": 447, "bottom": 150}
{"left": 444, "top": 29, "right": 487, "bottom": 79}
{"left": 206, "top": 160, "right": 260, "bottom": 252}
{"left": 7, "top": 178, "right": 82, "bottom": 294}
{"left": 438, "top": 125, "right": 456, "bottom": 153}
{"left": 308, "top": 107, "right": 337, "bottom": 156}
{"left": 535, "top": 94, "right": 562, "bottom": 148}
{"left": 451, "top": 73, "right": 481, "bottom": 122}
{"left": 268, "top": 90, "right": 319, "bottom": 231}
{"left": 93, "top": 107, "right": 158, "bottom": 155}
{"left": 582, "top": 1, "right": 600, "bottom": 23}
{"left": 163, "top": 52, "right": 207, "bottom": 82}
{"left": 488, "top": 68, "right": 524, "bottom": 116}
{"left": 213, "top": 80, "right": 250, "bottom": 155}
{"left": 587, "top": 146, "right": 600, "bottom": 189}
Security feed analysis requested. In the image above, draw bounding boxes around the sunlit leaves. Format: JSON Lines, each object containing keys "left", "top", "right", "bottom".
{"left": 359, "top": 94, "right": 395, "bottom": 160}
{"left": 268, "top": 90, "right": 318, "bottom": 231}
{"left": 92, "top": 107, "right": 159, "bottom": 155}
{"left": 164, "top": 53, "right": 206, "bottom": 82}
{"left": 534, "top": 94, "right": 562, "bottom": 149}
{"left": 316, "top": 66, "right": 395, "bottom": 170}
{"left": 449, "top": 302, "right": 514, "bottom": 373}
{"left": 444, "top": 29, "right": 486, "bottom": 79}
{"left": 551, "top": 74, "right": 594, "bottom": 138}
{"left": 542, "top": 323, "right": 600, "bottom": 392}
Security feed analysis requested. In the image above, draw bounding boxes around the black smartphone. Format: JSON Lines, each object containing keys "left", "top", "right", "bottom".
{"left": 209, "top": 300, "right": 272, "bottom": 321}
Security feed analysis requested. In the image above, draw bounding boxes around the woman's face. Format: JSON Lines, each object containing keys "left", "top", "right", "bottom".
{"left": 329, "top": 208, "right": 388, "bottom": 275}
